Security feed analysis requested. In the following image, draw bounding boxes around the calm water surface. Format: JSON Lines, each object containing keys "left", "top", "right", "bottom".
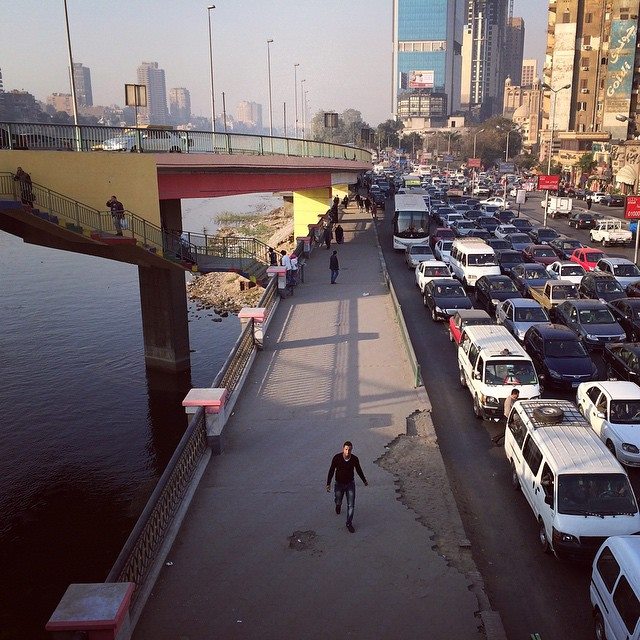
{"left": 0, "top": 194, "right": 278, "bottom": 639}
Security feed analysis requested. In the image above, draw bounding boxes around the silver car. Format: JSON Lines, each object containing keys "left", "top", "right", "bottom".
{"left": 495, "top": 298, "right": 550, "bottom": 341}
{"left": 405, "top": 244, "right": 435, "bottom": 269}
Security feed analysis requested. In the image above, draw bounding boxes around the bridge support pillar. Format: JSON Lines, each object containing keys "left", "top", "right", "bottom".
{"left": 138, "top": 266, "right": 191, "bottom": 372}
{"left": 292, "top": 187, "right": 332, "bottom": 240}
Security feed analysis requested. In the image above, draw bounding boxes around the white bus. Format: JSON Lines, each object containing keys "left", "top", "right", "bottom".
{"left": 393, "top": 194, "right": 429, "bottom": 250}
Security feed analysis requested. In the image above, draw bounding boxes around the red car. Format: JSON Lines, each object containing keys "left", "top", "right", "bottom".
{"left": 570, "top": 247, "right": 607, "bottom": 272}
{"left": 627, "top": 281, "right": 640, "bottom": 298}
{"left": 448, "top": 309, "right": 493, "bottom": 344}
{"left": 522, "top": 244, "right": 558, "bottom": 266}
{"left": 429, "top": 227, "right": 456, "bottom": 249}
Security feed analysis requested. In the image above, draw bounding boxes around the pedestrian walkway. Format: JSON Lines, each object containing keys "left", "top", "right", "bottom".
{"left": 133, "top": 205, "right": 481, "bottom": 640}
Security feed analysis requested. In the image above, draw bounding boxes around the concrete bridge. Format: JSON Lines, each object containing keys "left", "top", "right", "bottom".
{"left": 0, "top": 123, "right": 371, "bottom": 371}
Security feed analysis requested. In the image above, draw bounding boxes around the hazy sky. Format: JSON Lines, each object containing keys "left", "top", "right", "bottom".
{"left": 1, "top": 0, "right": 546, "bottom": 126}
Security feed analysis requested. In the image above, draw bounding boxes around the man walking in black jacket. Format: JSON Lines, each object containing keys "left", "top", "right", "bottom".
{"left": 329, "top": 250, "right": 339, "bottom": 284}
{"left": 326, "top": 441, "right": 368, "bottom": 532}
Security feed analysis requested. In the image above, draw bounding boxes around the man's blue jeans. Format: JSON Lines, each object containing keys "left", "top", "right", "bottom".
{"left": 334, "top": 480, "right": 355, "bottom": 525}
{"left": 330, "top": 269, "right": 339, "bottom": 284}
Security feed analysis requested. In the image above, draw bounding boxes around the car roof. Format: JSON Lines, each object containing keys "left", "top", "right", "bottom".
{"left": 597, "top": 537, "right": 640, "bottom": 590}
{"left": 607, "top": 342, "right": 640, "bottom": 354}
{"left": 420, "top": 260, "right": 448, "bottom": 268}
{"left": 554, "top": 260, "right": 582, "bottom": 266}
{"left": 454, "top": 309, "right": 491, "bottom": 320}
{"left": 601, "top": 257, "right": 635, "bottom": 265}
{"left": 562, "top": 299, "right": 607, "bottom": 309}
{"left": 585, "top": 272, "right": 616, "bottom": 279}
{"left": 429, "top": 278, "right": 461, "bottom": 286}
{"left": 589, "top": 381, "right": 640, "bottom": 399}
{"left": 534, "top": 323, "right": 578, "bottom": 339}
{"left": 511, "top": 298, "right": 544, "bottom": 308}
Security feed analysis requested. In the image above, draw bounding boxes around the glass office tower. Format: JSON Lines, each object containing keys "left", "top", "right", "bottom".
{"left": 392, "top": 0, "right": 464, "bottom": 118}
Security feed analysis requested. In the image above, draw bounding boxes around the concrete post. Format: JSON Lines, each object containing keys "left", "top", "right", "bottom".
{"left": 238, "top": 307, "right": 267, "bottom": 349}
{"left": 182, "top": 388, "right": 228, "bottom": 453}
{"left": 267, "top": 266, "right": 287, "bottom": 296}
{"left": 138, "top": 266, "right": 191, "bottom": 372}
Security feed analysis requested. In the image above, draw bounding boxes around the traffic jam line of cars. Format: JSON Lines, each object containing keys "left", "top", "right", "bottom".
{"left": 393, "top": 184, "right": 640, "bottom": 639}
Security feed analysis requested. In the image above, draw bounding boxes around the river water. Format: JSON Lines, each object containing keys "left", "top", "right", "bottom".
{"left": 0, "top": 193, "right": 282, "bottom": 639}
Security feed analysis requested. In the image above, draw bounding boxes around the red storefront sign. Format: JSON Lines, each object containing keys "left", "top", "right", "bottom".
{"left": 625, "top": 195, "right": 640, "bottom": 219}
{"left": 467, "top": 158, "right": 481, "bottom": 168}
{"left": 537, "top": 174, "right": 560, "bottom": 190}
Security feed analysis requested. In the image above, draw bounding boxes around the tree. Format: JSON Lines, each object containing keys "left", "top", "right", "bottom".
{"left": 375, "top": 119, "right": 402, "bottom": 149}
{"left": 310, "top": 108, "right": 370, "bottom": 145}
{"left": 577, "top": 152, "right": 597, "bottom": 174}
{"left": 512, "top": 153, "right": 538, "bottom": 171}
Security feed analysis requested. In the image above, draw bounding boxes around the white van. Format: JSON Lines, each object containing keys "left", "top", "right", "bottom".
{"left": 458, "top": 325, "right": 540, "bottom": 419}
{"left": 449, "top": 239, "right": 500, "bottom": 287}
{"left": 591, "top": 536, "right": 640, "bottom": 640}
{"left": 504, "top": 399, "right": 640, "bottom": 560}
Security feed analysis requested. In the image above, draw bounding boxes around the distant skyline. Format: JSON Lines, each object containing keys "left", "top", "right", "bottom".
{"left": 1, "top": 0, "right": 546, "bottom": 126}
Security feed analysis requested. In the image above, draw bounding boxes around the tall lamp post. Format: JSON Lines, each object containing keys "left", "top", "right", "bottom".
{"left": 303, "top": 89, "right": 309, "bottom": 139}
{"left": 266, "top": 39, "right": 274, "bottom": 136}
{"left": 293, "top": 63, "right": 300, "bottom": 138}
{"left": 62, "top": 0, "right": 80, "bottom": 150}
{"left": 207, "top": 5, "right": 216, "bottom": 134}
{"left": 471, "top": 128, "right": 485, "bottom": 196}
{"left": 300, "top": 79, "right": 306, "bottom": 138}
{"left": 542, "top": 82, "right": 571, "bottom": 227}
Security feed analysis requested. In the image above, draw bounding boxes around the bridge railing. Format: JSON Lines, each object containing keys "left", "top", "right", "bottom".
{"left": 181, "top": 232, "right": 271, "bottom": 266}
{"left": 0, "top": 122, "right": 371, "bottom": 162}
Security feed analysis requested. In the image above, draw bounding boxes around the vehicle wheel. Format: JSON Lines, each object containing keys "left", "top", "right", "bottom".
{"left": 431, "top": 307, "right": 438, "bottom": 322}
{"left": 594, "top": 611, "right": 606, "bottom": 640}
{"left": 606, "top": 440, "right": 616, "bottom": 458}
{"left": 539, "top": 518, "right": 551, "bottom": 554}
{"left": 473, "top": 395, "right": 483, "bottom": 419}
{"left": 510, "top": 461, "right": 520, "bottom": 490}
{"left": 532, "top": 406, "right": 564, "bottom": 424}
{"left": 459, "top": 368, "right": 467, "bottom": 388}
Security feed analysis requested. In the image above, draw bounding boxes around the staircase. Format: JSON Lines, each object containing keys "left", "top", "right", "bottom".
{"left": 0, "top": 173, "right": 272, "bottom": 283}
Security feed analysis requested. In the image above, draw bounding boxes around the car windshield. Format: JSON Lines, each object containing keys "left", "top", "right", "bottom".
{"left": 533, "top": 248, "right": 556, "bottom": 257}
{"left": 578, "top": 308, "right": 616, "bottom": 324}
{"left": 425, "top": 267, "right": 450, "bottom": 277}
{"left": 615, "top": 264, "right": 640, "bottom": 277}
{"left": 595, "top": 280, "right": 625, "bottom": 294}
{"left": 410, "top": 245, "right": 431, "bottom": 255}
{"left": 562, "top": 240, "right": 582, "bottom": 249}
{"left": 586, "top": 252, "right": 605, "bottom": 262}
{"left": 558, "top": 474, "right": 637, "bottom": 516}
{"left": 489, "top": 279, "right": 518, "bottom": 291}
{"left": 513, "top": 220, "right": 532, "bottom": 229}
{"left": 610, "top": 400, "right": 640, "bottom": 424}
{"left": 435, "top": 284, "right": 466, "bottom": 297}
{"left": 511, "top": 234, "right": 531, "bottom": 243}
{"left": 515, "top": 307, "right": 548, "bottom": 322}
{"left": 562, "top": 265, "right": 585, "bottom": 276}
{"left": 484, "top": 360, "right": 537, "bottom": 385}
{"left": 537, "top": 230, "right": 557, "bottom": 239}
{"left": 552, "top": 285, "right": 579, "bottom": 299}
{"left": 545, "top": 339, "right": 587, "bottom": 357}
{"left": 501, "top": 226, "right": 517, "bottom": 233}
{"left": 468, "top": 253, "right": 497, "bottom": 266}
{"left": 524, "top": 268, "right": 548, "bottom": 279}
{"left": 501, "top": 253, "right": 522, "bottom": 264}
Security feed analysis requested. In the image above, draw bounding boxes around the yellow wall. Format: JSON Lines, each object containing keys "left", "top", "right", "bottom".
{"left": 0, "top": 151, "right": 161, "bottom": 226}
{"left": 293, "top": 188, "right": 332, "bottom": 239}
{"left": 332, "top": 184, "right": 348, "bottom": 200}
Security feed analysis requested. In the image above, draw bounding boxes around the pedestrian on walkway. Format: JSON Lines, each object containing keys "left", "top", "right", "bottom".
{"left": 371, "top": 202, "right": 378, "bottom": 219}
{"left": 364, "top": 197, "right": 371, "bottom": 214}
{"left": 323, "top": 224, "right": 333, "bottom": 249}
{"left": 326, "top": 441, "right": 368, "bottom": 533}
{"left": 586, "top": 196, "right": 592, "bottom": 210}
{"left": 355, "top": 194, "right": 363, "bottom": 211}
{"left": 280, "top": 250, "right": 294, "bottom": 290}
{"left": 289, "top": 252, "right": 299, "bottom": 286}
{"left": 342, "top": 195, "right": 349, "bottom": 210}
{"left": 268, "top": 247, "right": 278, "bottom": 266}
{"left": 335, "top": 224, "right": 344, "bottom": 244}
{"left": 333, "top": 195, "right": 340, "bottom": 210}
{"left": 331, "top": 204, "right": 339, "bottom": 224}
{"left": 14, "top": 167, "right": 34, "bottom": 207}
{"left": 329, "top": 249, "right": 339, "bottom": 284}
{"left": 106, "top": 195, "right": 125, "bottom": 236}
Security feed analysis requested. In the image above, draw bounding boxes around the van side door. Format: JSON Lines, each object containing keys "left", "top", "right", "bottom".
{"left": 520, "top": 434, "right": 544, "bottom": 511}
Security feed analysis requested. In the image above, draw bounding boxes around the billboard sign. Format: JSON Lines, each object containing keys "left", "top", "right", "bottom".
{"left": 625, "top": 195, "right": 640, "bottom": 219}
{"left": 467, "top": 157, "right": 481, "bottom": 168}
{"left": 442, "top": 154, "right": 454, "bottom": 163}
{"left": 537, "top": 174, "right": 560, "bottom": 190}
{"left": 408, "top": 70, "right": 434, "bottom": 89}
{"left": 499, "top": 162, "right": 515, "bottom": 174}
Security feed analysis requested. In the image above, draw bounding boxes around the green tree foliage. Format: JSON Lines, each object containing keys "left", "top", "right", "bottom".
{"left": 310, "top": 109, "right": 371, "bottom": 145}
{"left": 458, "top": 117, "right": 523, "bottom": 167}
{"left": 512, "top": 153, "right": 538, "bottom": 171}
{"left": 577, "top": 152, "right": 597, "bottom": 174}
{"left": 375, "top": 119, "right": 403, "bottom": 148}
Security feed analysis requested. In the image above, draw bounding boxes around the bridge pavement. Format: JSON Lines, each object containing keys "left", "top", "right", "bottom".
{"left": 133, "top": 206, "right": 484, "bottom": 640}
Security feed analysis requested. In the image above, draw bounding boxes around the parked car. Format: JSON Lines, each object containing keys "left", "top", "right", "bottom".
{"left": 496, "top": 249, "right": 525, "bottom": 275}
{"left": 448, "top": 309, "right": 493, "bottom": 344}
{"left": 523, "top": 324, "right": 598, "bottom": 389}
{"left": 528, "top": 227, "right": 560, "bottom": 245}
{"left": 494, "top": 224, "right": 519, "bottom": 240}
{"left": 477, "top": 216, "right": 501, "bottom": 233}
{"left": 479, "top": 196, "right": 508, "bottom": 208}
{"left": 405, "top": 244, "right": 435, "bottom": 269}
{"left": 423, "top": 278, "right": 474, "bottom": 321}
{"left": 529, "top": 280, "right": 580, "bottom": 318}
{"left": 576, "top": 381, "right": 640, "bottom": 465}
{"left": 429, "top": 227, "right": 456, "bottom": 249}
{"left": 554, "top": 300, "right": 626, "bottom": 349}
{"left": 466, "top": 229, "right": 493, "bottom": 241}
{"left": 496, "top": 298, "right": 550, "bottom": 341}
{"left": 522, "top": 244, "right": 559, "bottom": 266}
{"left": 462, "top": 210, "right": 483, "bottom": 223}
{"left": 549, "top": 237, "right": 585, "bottom": 260}
{"left": 568, "top": 212, "right": 597, "bottom": 229}
{"left": 608, "top": 298, "right": 640, "bottom": 342}
{"left": 415, "top": 261, "right": 452, "bottom": 293}
{"left": 590, "top": 218, "right": 633, "bottom": 247}
{"left": 474, "top": 275, "right": 522, "bottom": 314}
{"left": 510, "top": 218, "right": 534, "bottom": 233}
{"left": 505, "top": 233, "right": 533, "bottom": 253}
{"left": 604, "top": 343, "right": 640, "bottom": 383}
{"left": 601, "top": 194, "right": 625, "bottom": 207}
{"left": 579, "top": 272, "right": 627, "bottom": 302}
{"left": 451, "top": 220, "right": 478, "bottom": 237}
{"left": 511, "top": 263, "right": 551, "bottom": 296}
{"left": 571, "top": 247, "right": 608, "bottom": 272}
{"left": 485, "top": 238, "right": 511, "bottom": 252}
{"left": 546, "top": 261, "right": 586, "bottom": 284}
{"left": 497, "top": 210, "right": 516, "bottom": 224}
{"left": 596, "top": 258, "right": 640, "bottom": 288}
{"left": 100, "top": 129, "right": 193, "bottom": 153}
{"left": 591, "top": 192, "right": 608, "bottom": 204}
{"left": 434, "top": 239, "right": 453, "bottom": 264}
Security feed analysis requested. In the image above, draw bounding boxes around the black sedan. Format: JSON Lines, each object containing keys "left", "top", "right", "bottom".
{"left": 553, "top": 300, "right": 626, "bottom": 349}
{"left": 423, "top": 278, "right": 474, "bottom": 322}
{"left": 579, "top": 272, "right": 627, "bottom": 302}
{"left": 477, "top": 216, "right": 500, "bottom": 233}
{"left": 523, "top": 324, "right": 598, "bottom": 389}
{"left": 511, "top": 218, "right": 534, "bottom": 233}
{"left": 608, "top": 298, "right": 640, "bottom": 342}
{"left": 466, "top": 229, "right": 493, "bottom": 241}
{"left": 603, "top": 343, "right": 640, "bottom": 382}
{"left": 511, "top": 263, "right": 551, "bottom": 295}
{"left": 474, "top": 275, "right": 522, "bottom": 314}
{"left": 528, "top": 227, "right": 560, "bottom": 244}
{"left": 568, "top": 212, "right": 597, "bottom": 229}
{"left": 549, "top": 237, "right": 585, "bottom": 260}
{"left": 497, "top": 210, "right": 516, "bottom": 224}
{"left": 602, "top": 194, "right": 625, "bottom": 207}
{"left": 496, "top": 250, "right": 525, "bottom": 275}
{"left": 485, "top": 238, "right": 511, "bottom": 252}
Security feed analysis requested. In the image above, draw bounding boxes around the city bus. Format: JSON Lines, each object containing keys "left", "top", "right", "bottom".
{"left": 393, "top": 194, "right": 429, "bottom": 250}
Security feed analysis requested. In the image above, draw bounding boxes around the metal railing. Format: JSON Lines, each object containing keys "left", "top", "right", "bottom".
{"left": 0, "top": 122, "right": 372, "bottom": 163}
{"left": 181, "top": 232, "right": 271, "bottom": 267}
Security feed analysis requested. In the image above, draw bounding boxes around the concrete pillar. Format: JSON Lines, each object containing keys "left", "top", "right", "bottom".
{"left": 238, "top": 307, "right": 266, "bottom": 349}
{"left": 138, "top": 265, "right": 191, "bottom": 372}
{"left": 292, "top": 187, "right": 332, "bottom": 240}
{"left": 159, "top": 199, "right": 182, "bottom": 232}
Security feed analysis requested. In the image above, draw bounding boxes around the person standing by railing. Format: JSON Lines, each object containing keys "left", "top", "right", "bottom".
{"left": 106, "top": 195, "right": 125, "bottom": 236}
{"left": 14, "top": 167, "right": 34, "bottom": 207}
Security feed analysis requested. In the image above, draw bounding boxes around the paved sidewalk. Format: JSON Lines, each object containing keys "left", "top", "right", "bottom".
{"left": 133, "top": 207, "right": 481, "bottom": 640}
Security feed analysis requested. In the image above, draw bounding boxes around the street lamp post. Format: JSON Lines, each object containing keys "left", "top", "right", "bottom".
{"left": 542, "top": 82, "right": 571, "bottom": 227}
{"left": 300, "top": 79, "right": 306, "bottom": 138}
{"left": 267, "top": 39, "right": 274, "bottom": 137}
{"left": 471, "top": 128, "right": 485, "bottom": 196}
{"left": 294, "top": 63, "right": 300, "bottom": 138}
{"left": 62, "top": 0, "right": 80, "bottom": 150}
{"left": 207, "top": 5, "right": 216, "bottom": 134}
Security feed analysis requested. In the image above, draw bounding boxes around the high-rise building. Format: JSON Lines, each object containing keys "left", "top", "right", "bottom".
{"left": 542, "top": 0, "right": 640, "bottom": 165}
{"left": 392, "top": 0, "right": 465, "bottom": 121}
{"left": 46, "top": 93, "right": 74, "bottom": 115}
{"left": 504, "top": 17, "right": 525, "bottom": 86}
{"left": 236, "top": 101, "right": 263, "bottom": 128}
{"left": 460, "top": 0, "right": 509, "bottom": 117}
{"left": 73, "top": 63, "right": 93, "bottom": 107}
{"left": 521, "top": 59, "right": 537, "bottom": 87}
{"left": 137, "top": 61, "right": 168, "bottom": 125}
{"left": 169, "top": 88, "right": 191, "bottom": 123}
